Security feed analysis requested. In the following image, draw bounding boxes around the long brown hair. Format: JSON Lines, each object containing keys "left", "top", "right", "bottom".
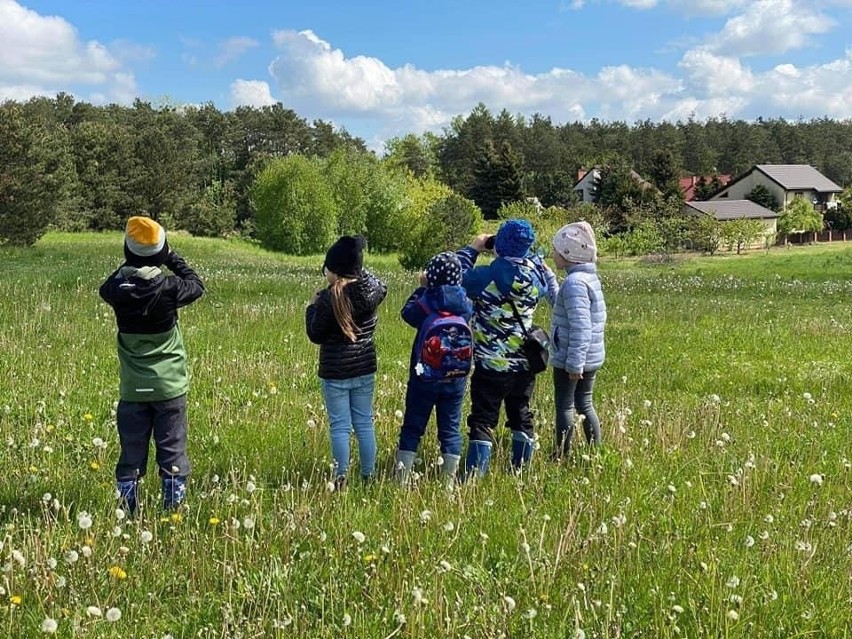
{"left": 329, "top": 276, "right": 358, "bottom": 342}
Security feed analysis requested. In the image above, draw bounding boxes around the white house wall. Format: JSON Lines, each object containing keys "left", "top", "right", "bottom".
{"left": 714, "top": 172, "right": 786, "bottom": 208}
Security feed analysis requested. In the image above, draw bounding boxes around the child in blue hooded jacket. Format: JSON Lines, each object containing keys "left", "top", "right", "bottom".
{"left": 396, "top": 252, "right": 474, "bottom": 486}
{"left": 456, "top": 220, "right": 558, "bottom": 476}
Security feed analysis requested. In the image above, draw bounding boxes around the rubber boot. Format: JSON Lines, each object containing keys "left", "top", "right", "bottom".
{"left": 395, "top": 449, "right": 417, "bottom": 485}
{"left": 511, "top": 432, "right": 535, "bottom": 471}
{"left": 116, "top": 479, "right": 138, "bottom": 516}
{"left": 463, "top": 440, "right": 493, "bottom": 481}
{"left": 440, "top": 453, "right": 461, "bottom": 489}
{"left": 162, "top": 476, "right": 187, "bottom": 510}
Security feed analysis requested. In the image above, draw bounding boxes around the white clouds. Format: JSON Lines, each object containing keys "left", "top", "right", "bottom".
{"left": 0, "top": 0, "right": 137, "bottom": 102}
{"left": 215, "top": 36, "right": 260, "bottom": 68}
{"left": 263, "top": 26, "right": 852, "bottom": 144}
{"left": 673, "top": 48, "right": 852, "bottom": 120}
{"left": 568, "top": 0, "right": 748, "bottom": 15}
{"left": 230, "top": 79, "right": 276, "bottom": 108}
{"left": 706, "top": 0, "right": 835, "bottom": 57}
{"left": 267, "top": 29, "right": 686, "bottom": 138}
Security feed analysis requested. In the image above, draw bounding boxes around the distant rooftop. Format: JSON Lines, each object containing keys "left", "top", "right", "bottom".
{"left": 756, "top": 165, "right": 842, "bottom": 192}
{"left": 686, "top": 199, "right": 779, "bottom": 220}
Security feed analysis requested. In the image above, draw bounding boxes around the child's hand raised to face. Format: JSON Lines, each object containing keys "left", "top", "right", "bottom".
{"left": 418, "top": 271, "right": 428, "bottom": 287}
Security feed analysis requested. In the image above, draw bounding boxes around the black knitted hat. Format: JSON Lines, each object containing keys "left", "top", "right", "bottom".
{"left": 324, "top": 235, "right": 366, "bottom": 278}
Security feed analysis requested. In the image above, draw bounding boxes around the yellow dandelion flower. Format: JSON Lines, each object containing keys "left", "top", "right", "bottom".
{"left": 89, "top": 461, "right": 100, "bottom": 471}
{"left": 107, "top": 566, "right": 127, "bottom": 580}
{"left": 170, "top": 512, "right": 183, "bottom": 523}
{"left": 363, "top": 554, "right": 377, "bottom": 563}
{"left": 9, "top": 595, "right": 22, "bottom": 606}
{"left": 83, "top": 413, "right": 94, "bottom": 421}
{"left": 208, "top": 517, "right": 220, "bottom": 526}
{"left": 28, "top": 465, "right": 38, "bottom": 473}
{"left": 45, "top": 424, "right": 55, "bottom": 433}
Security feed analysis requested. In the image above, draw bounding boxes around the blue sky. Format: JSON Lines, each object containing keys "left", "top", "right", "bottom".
{"left": 3, "top": 0, "right": 852, "bottom": 148}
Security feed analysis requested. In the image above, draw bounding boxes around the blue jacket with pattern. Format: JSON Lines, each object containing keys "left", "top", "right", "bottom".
{"left": 549, "top": 262, "right": 607, "bottom": 373}
{"left": 457, "top": 246, "right": 558, "bottom": 373}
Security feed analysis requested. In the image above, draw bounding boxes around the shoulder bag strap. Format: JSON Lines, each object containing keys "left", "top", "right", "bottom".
{"left": 507, "top": 298, "right": 531, "bottom": 339}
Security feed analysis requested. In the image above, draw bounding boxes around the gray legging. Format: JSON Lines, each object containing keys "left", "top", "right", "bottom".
{"left": 553, "top": 367, "right": 600, "bottom": 453}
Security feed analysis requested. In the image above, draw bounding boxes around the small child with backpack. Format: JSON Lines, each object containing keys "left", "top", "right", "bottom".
{"left": 395, "top": 252, "right": 474, "bottom": 486}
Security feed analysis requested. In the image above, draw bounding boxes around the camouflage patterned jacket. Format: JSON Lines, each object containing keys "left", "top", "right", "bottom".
{"left": 456, "top": 246, "right": 558, "bottom": 373}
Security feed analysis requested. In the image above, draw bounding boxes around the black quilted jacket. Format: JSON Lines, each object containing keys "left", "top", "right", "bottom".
{"left": 305, "top": 271, "right": 387, "bottom": 380}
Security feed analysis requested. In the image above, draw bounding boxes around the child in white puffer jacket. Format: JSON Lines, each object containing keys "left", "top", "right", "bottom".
{"left": 549, "top": 221, "right": 607, "bottom": 458}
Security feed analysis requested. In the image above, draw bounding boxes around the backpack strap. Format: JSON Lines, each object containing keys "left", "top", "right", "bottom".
{"left": 417, "top": 296, "right": 432, "bottom": 315}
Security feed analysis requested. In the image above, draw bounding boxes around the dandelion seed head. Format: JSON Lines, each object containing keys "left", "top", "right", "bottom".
{"left": 503, "top": 595, "right": 516, "bottom": 611}
{"left": 105, "top": 607, "right": 121, "bottom": 622}
{"left": 86, "top": 606, "right": 102, "bottom": 617}
{"left": 41, "top": 617, "right": 58, "bottom": 633}
{"left": 352, "top": 531, "right": 366, "bottom": 544}
{"left": 77, "top": 512, "right": 93, "bottom": 530}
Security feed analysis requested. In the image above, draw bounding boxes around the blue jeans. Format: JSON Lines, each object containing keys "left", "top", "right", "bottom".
{"left": 321, "top": 374, "right": 377, "bottom": 479}
{"left": 398, "top": 378, "right": 465, "bottom": 456}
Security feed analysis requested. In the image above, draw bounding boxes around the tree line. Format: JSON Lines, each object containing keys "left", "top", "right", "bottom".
{"left": 3, "top": 96, "right": 852, "bottom": 251}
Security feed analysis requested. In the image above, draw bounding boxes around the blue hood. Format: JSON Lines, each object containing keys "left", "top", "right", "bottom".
{"left": 423, "top": 284, "right": 473, "bottom": 320}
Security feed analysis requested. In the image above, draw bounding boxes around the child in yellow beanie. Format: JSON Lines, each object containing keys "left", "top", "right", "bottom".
{"left": 99, "top": 217, "right": 205, "bottom": 514}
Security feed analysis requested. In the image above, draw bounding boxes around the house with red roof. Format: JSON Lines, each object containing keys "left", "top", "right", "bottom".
{"left": 679, "top": 175, "right": 731, "bottom": 201}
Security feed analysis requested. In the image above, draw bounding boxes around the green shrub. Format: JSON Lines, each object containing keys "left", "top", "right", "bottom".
{"left": 398, "top": 192, "right": 482, "bottom": 271}
{"left": 251, "top": 156, "right": 337, "bottom": 254}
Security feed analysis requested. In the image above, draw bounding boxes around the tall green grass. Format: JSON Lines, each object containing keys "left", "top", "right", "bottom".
{"left": 0, "top": 233, "right": 850, "bottom": 638}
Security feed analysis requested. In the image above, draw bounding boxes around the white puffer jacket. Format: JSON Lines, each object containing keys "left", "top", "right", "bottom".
{"left": 549, "top": 263, "right": 607, "bottom": 373}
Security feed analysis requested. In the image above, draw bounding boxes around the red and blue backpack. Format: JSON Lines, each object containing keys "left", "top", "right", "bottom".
{"left": 414, "top": 299, "right": 473, "bottom": 382}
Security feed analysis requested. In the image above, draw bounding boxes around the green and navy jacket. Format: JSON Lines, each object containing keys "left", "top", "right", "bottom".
{"left": 456, "top": 246, "right": 558, "bottom": 373}
{"left": 99, "top": 253, "right": 205, "bottom": 402}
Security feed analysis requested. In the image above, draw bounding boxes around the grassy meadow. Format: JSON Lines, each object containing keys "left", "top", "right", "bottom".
{"left": 0, "top": 233, "right": 850, "bottom": 638}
